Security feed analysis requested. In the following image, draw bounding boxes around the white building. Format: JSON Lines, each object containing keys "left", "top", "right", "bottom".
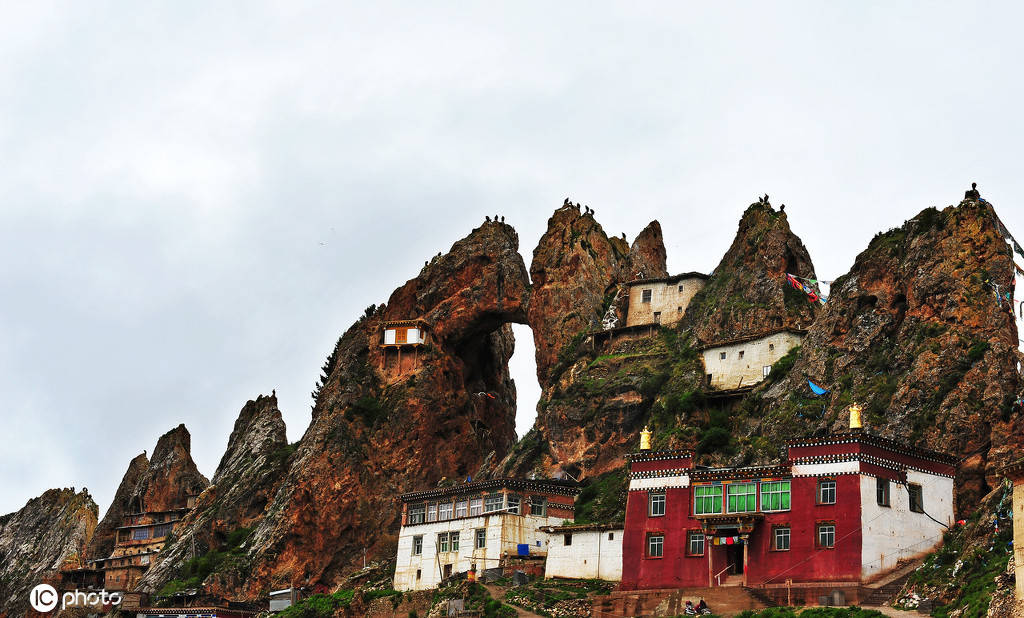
{"left": 700, "top": 328, "right": 806, "bottom": 391}
{"left": 539, "top": 523, "right": 623, "bottom": 582}
{"left": 625, "top": 273, "right": 708, "bottom": 328}
{"left": 393, "top": 479, "right": 579, "bottom": 591}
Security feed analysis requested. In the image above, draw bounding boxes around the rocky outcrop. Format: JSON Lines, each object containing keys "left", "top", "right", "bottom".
{"left": 137, "top": 394, "right": 289, "bottom": 595}
{"left": 86, "top": 453, "right": 148, "bottom": 562}
{"left": 0, "top": 489, "right": 97, "bottom": 617}
{"left": 685, "top": 201, "right": 819, "bottom": 344}
{"left": 132, "top": 425, "right": 209, "bottom": 513}
{"left": 528, "top": 205, "right": 667, "bottom": 384}
{"left": 758, "top": 199, "right": 1022, "bottom": 509}
{"left": 218, "top": 220, "right": 531, "bottom": 597}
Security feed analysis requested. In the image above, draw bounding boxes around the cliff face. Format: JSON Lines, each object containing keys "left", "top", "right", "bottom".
{"left": 132, "top": 425, "right": 210, "bottom": 513}
{"left": 0, "top": 489, "right": 97, "bottom": 617}
{"left": 685, "top": 202, "right": 819, "bottom": 344}
{"left": 219, "top": 220, "right": 531, "bottom": 597}
{"left": 86, "top": 453, "right": 148, "bottom": 562}
{"left": 528, "top": 205, "right": 667, "bottom": 385}
{"left": 758, "top": 199, "right": 1022, "bottom": 509}
{"left": 137, "top": 394, "right": 289, "bottom": 596}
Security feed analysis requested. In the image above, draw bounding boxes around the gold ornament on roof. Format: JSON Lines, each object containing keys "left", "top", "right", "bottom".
{"left": 640, "top": 426, "right": 652, "bottom": 451}
{"left": 849, "top": 402, "right": 863, "bottom": 430}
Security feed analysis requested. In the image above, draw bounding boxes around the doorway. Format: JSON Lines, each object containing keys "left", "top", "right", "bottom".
{"left": 726, "top": 542, "right": 744, "bottom": 574}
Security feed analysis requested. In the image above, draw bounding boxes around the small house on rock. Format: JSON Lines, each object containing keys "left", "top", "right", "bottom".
{"left": 626, "top": 273, "right": 708, "bottom": 328}
{"left": 381, "top": 319, "right": 429, "bottom": 376}
{"left": 700, "top": 328, "right": 805, "bottom": 392}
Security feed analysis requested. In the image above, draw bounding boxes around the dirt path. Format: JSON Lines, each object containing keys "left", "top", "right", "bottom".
{"left": 482, "top": 583, "right": 547, "bottom": 618}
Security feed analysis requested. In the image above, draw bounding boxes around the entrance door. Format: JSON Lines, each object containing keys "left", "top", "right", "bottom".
{"left": 443, "top": 564, "right": 453, "bottom": 579}
{"left": 726, "top": 543, "right": 744, "bottom": 574}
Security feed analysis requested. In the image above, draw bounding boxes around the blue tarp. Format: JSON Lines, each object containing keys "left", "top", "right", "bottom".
{"left": 517, "top": 544, "right": 530, "bottom": 556}
{"left": 808, "top": 380, "right": 829, "bottom": 396}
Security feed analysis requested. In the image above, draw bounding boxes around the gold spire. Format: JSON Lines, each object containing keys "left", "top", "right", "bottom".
{"left": 849, "top": 402, "right": 863, "bottom": 430}
{"left": 640, "top": 425, "right": 652, "bottom": 451}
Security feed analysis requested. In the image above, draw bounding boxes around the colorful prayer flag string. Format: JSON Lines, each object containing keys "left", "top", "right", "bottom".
{"left": 786, "top": 273, "right": 827, "bottom": 305}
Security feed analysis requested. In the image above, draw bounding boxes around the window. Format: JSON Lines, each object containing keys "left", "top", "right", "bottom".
{"left": 438, "top": 532, "right": 449, "bottom": 553}
{"left": 694, "top": 485, "right": 723, "bottom": 515}
{"left": 455, "top": 499, "right": 468, "bottom": 518}
{"left": 413, "top": 535, "right": 423, "bottom": 555}
{"left": 427, "top": 503, "right": 438, "bottom": 522}
{"left": 648, "top": 491, "right": 666, "bottom": 516}
{"left": 395, "top": 327, "right": 408, "bottom": 344}
{"left": 647, "top": 534, "right": 664, "bottom": 558}
{"left": 760, "top": 481, "right": 791, "bottom": 511}
{"left": 877, "top": 478, "right": 890, "bottom": 507}
{"left": 769, "top": 343, "right": 775, "bottom": 351}
{"left": 738, "top": 350, "right": 745, "bottom": 359}
{"left": 677, "top": 306, "right": 683, "bottom": 313}
{"left": 687, "top": 531, "right": 705, "bottom": 556}
{"left": 439, "top": 502, "right": 453, "bottom": 520}
{"left": 507, "top": 495, "right": 521, "bottom": 515}
{"left": 470, "top": 498, "right": 483, "bottom": 516}
{"left": 484, "top": 494, "right": 504, "bottom": 513}
{"left": 642, "top": 289, "right": 652, "bottom": 303}
{"left": 817, "top": 479, "right": 836, "bottom": 505}
{"left": 719, "top": 352, "right": 727, "bottom": 360}
{"left": 530, "top": 496, "right": 547, "bottom": 516}
{"left": 475, "top": 528, "right": 486, "bottom": 549}
{"left": 608, "top": 532, "right": 615, "bottom": 540}
{"left": 678, "top": 285, "right": 685, "bottom": 293}
{"left": 416, "top": 569, "right": 421, "bottom": 580}
{"left": 773, "top": 526, "right": 791, "bottom": 551}
{"left": 132, "top": 529, "right": 150, "bottom": 540}
{"left": 909, "top": 484, "right": 924, "bottom": 513}
{"left": 817, "top": 523, "right": 836, "bottom": 548}
{"left": 653, "top": 311, "right": 661, "bottom": 323}
{"left": 763, "top": 365, "right": 772, "bottom": 378}
{"left": 153, "top": 524, "right": 173, "bottom": 538}
{"left": 563, "top": 533, "right": 573, "bottom": 546}
{"left": 450, "top": 531, "right": 460, "bottom": 552}
{"left": 727, "top": 483, "right": 757, "bottom": 513}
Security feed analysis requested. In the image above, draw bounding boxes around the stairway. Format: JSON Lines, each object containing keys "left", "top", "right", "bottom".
{"left": 596, "top": 587, "right": 768, "bottom": 617}
{"left": 742, "top": 587, "right": 780, "bottom": 608}
{"left": 860, "top": 560, "right": 923, "bottom": 606}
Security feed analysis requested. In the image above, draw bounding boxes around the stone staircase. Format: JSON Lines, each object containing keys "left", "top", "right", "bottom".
{"left": 860, "top": 559, "right": 923, "bottom": 607}
{"left": 595, "top": 587, "right": 767, "bottom": 617}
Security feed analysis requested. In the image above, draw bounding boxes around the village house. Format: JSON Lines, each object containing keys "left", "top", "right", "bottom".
{"left": 393, "top": 478, "right": 579, "bottom": 591}
{"left": 700, "top": 328, "right": 806, "bottom": 391}
{"left": 381, "top": 319, "right": 429, "bottom": 376}
{"left": 626, "top": 273, "right": 708, "bottom": 328}
{"left": 1002, "top": 461, "right": 1024, "bottom": 605}
{"left": 96, "top": 506, "right": 191, "bottom": 591}
{"left": 620, "top": 411, "right": 956, "bottom": 603}
{"left": 133, "top": 607, "right": 258, "bottom": 618}
{"left": 539, "top": 523, "right": 623, "bottom": 582}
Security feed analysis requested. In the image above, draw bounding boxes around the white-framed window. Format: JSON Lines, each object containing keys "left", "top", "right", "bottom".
{"left": 694, "top": 485, "right": 723, "bottom": 515}
{"left": 439, "top": 502, "right": 453, "bottom": 520}
{"left": 427, "top": 503, "right": 438, "bottom": 522}
{"left": 649, "top": 491, "right": 666, "bottom": 516}
{"left": 507, "top": 495, "right": 521, "bottom": 514}
{"left": 773, "top": 526, "right": 790, "bottom": 551}
{"left": 450, "top": 531, "right": 460, "bottom": 552}
{"left": 455, "top": 499, "right": 468, "bottom": 518}
{"left": 687, "top": 531, "right": 705, "bottom": 556}
{"left": 760, "top": 481, "right": 791, "bottom": 511}
{"left": 469, "top": 497, "right": 483, "bottom": 516}
{"left": 817, "top": 479, "right": 836, "bottom": 505}
{"left": 647, "top": 534, "right": 664, "bottom": 558}
{"left": 817, "top": 523, "right": 835, "bottom": 548}
{"left": 530, "top": 496, "right": 546, "bottom": 516}
{"left": 475, "top": 528, "right": 486, "bottom": 549}
{"left": 909, "top": 484, "right": 924, "bottom": 513}
{"left": 484, "top": 494, "right": 504, "bottom": 512}
{"left": 438, "top": 532, "right": 449, "bottom": 553}
{"left": 642, "top": 289, "right": 652, "bottom": 303}
{"left": 413, "top": 535, "right": 423, "bottom": 555}
{"left": 727, "top": 483, "right": 757, "bottom": 513}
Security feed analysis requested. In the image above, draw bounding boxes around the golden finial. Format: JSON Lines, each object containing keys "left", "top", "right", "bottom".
{"left": 849, "top": 402, "right": 863, "bottom": 430}
{"left": 640, "top": 426, "right": 652, "bottom": 451}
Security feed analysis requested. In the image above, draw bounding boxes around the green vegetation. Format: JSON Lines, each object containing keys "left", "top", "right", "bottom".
{"left": 696, "top": 408, "right": 735, "bottom": 456}
{"left": 432, "top": 582, "right": 516, "bottom": 618}
{"left": 345, "top": 395, "right": 389, "bottom": 425}
{"left": 504, "top": 578, "right": 614, "bottom": 617}
{"left": 966, "top": 339, "right": 990, "bottom": 363}
{"left": 767, "top": 345, "right": 800, "bottom": 383}
{"left": 735, "top": 609, "right": 885, "bottom": 618}
{"left": 573, "top": 469, "right": 629, "bottom": 524}
{"left": 274, "top": 588, "right": 401, "bottom": 618}
{"left": 157, "top": 528, "right": 253, "bottom": 598}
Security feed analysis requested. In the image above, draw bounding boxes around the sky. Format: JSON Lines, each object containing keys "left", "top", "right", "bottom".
{"left": 2, "top": 2, "right": 1023, "bottom": 517}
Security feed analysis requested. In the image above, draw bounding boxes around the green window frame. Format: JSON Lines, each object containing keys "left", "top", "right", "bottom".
{"left": 760, "top": 480, "right": 791, "bottom": 512}
{"left": 727, "top": 482, "right": 757, "bottom": 513}
{"left": 694, "top": 485, "right": 723, "bottom": 515}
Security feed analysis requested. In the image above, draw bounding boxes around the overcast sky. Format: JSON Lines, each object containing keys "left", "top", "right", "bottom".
{"left": 2, "top": 2, "right": 1022, "bottom": 517}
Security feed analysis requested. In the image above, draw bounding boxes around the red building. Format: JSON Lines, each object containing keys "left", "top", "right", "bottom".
{"left": 621, "top": 418, "right": 957, "bottom": 592}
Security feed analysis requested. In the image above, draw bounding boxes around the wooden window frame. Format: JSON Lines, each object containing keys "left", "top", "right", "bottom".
{"left": 816, "top": 478, "right": 837, "bottom": 505}
{"left": 687, "top": 531, "right": 705, "bottom": 557}
{"left": 877, "top": 478, "right": 891, "bottom": 507}
{"left": 646, "top": 532, "right": 665, "bottom": 559}
{"left": 771, "top": 525, "right": 791, "bottom": 552}
{"left": 908, "top": 484, "right": 924, "bottom": 513}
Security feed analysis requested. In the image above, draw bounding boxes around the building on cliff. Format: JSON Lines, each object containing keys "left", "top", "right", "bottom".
{"left": 625, "top": 273, "right": 708, "bottom": 328}
{"left": 620, "top": 412, "right": 956, "bottom": 602}
{"left": 539, "top": 522, "right": 623, "bottom": 581}
{"left": 393, "top": 478, "right": 579, "bottom": 591}
{"left": 381, "top": 319, "right": 429, "bottom": 376}
{"left": 1001, "top": 461, "right": 1024, "bottom": 605}
{"left": 700, "top": 328, "right": 805, "bottom": 391}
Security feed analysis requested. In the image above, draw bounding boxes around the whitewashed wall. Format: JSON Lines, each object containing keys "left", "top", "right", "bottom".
{"left": 859, "top": 471, "right": 954, "bottom": 579}
{"left": 544, "top": 529, "right": 623, "bottom": 581}
{"left": 626, "top": 278, "right": 705, "bottom": 327}
{"left": 701, "top": 331, "right": 803, "bottom": 390}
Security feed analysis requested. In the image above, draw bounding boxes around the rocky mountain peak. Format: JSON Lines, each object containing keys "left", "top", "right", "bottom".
{"left": 86, "top": 451, "right": 148, "bottom": 561}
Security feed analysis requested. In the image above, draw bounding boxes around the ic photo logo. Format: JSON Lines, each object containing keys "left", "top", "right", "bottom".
{"left": 29, "top": 584, "right": 122, "bottom": 613}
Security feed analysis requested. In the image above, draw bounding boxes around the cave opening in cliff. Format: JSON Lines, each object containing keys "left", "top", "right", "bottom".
{"left": 509, "top": 324, "right": 541, "bottom": 439}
